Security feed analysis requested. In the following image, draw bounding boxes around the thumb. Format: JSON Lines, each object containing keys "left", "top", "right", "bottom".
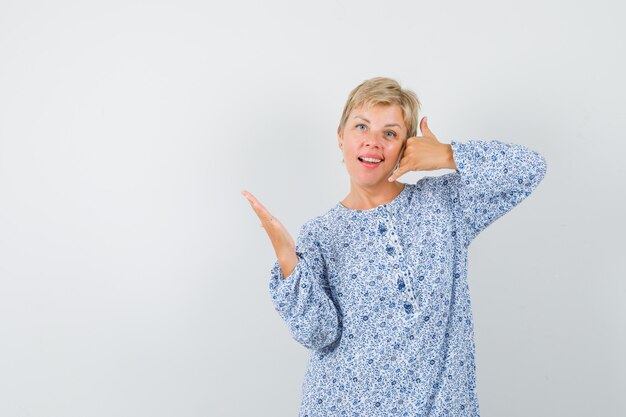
{"left": 420, "top": 116, "right": 434, "bottom": 137}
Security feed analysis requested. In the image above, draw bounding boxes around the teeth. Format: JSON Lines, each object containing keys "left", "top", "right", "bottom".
{"left": 360, "top": 157, "right": 382, "bottom": 163}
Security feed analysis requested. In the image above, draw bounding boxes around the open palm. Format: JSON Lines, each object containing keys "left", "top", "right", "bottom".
{"left": 241, "top": 190, "right": 296, "bottom": 273}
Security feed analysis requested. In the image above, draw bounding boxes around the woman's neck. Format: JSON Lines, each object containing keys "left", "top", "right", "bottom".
{"left": 340, "top": 181, "right": 405, "bottom": 210}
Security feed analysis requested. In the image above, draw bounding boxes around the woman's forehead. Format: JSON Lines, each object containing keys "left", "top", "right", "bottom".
{"left": 349, "top": 103, "right": 406, "bottom": 126}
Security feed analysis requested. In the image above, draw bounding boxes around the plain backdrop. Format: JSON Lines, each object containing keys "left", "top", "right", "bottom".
{"left": 0, "top": 0, "right": 624, "bottom": 416}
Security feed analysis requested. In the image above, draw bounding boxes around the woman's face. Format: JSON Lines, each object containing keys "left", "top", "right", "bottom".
{"left": 337, "top": 103, "right": 408, "bottom": 187}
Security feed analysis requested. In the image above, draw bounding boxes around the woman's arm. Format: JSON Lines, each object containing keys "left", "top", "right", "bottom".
{"left": 445, "top": 139, "right": 548, "bottom": 247}
{"left": 268, "top": 220, "right": 342, "bottom": 351}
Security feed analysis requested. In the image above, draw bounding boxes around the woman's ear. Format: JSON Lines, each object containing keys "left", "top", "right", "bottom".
{"left": 337, "top": 127, "right": 343, "bottom": 149}
{"left": 337, "top": 128, "right": 344, "bottom": 163}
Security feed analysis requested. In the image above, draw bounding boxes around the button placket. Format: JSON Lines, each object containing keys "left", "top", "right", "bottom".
{"left": 381, "top": 205, "right": 418, "bottom": 318}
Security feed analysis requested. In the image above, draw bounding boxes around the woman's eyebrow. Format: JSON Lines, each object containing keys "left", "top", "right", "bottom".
{"left": 354, "top": 115, "right": 401, "bottom": 128}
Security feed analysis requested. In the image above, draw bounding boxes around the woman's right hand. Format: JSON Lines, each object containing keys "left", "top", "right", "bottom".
{"left": 241, "top": 190, "right": 298, "bottom": 278}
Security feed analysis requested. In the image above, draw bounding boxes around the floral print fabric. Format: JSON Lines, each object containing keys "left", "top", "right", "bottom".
{"left": 268, "top": 139, "right": 547, "bottom": 416}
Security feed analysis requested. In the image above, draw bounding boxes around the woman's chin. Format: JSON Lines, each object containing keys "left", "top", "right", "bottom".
{"left": 349, "top": 175, "right": 392, "bottom": 188}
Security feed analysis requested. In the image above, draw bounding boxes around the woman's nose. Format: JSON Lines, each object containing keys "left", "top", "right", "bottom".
{"left": 363, "top": 130, "right": 383, "bottom": 147}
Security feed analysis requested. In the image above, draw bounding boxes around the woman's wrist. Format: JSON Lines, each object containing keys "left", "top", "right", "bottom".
{"left": 441, "top": 144, "right": 457, "bottom": 170}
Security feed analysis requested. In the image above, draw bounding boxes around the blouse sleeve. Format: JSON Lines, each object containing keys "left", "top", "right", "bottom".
{"left": 268, "top": 220, "right": 342, "bottom": 351}
{"left": 447, "top": 139, "right": 548, "bottom": 247}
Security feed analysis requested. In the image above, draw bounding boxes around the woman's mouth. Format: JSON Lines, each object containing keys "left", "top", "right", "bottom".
{"left": 358, "top": 156, "right": 383, "bottom": 168}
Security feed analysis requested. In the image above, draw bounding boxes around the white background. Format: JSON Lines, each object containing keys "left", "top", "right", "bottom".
{"left": 0, "top": 0, "right": 623, "bottom": 416}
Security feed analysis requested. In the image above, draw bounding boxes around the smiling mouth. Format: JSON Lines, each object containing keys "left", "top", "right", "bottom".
{"left": 358, "top": 157, "right": 383, "bottom": 167}
{"left": 358, "top": 156, "right": 383, "bottom": 163}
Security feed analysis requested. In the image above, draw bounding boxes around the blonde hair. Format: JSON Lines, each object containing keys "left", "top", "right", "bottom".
{"left": 338, "top": 76, "right": 421, "bottom": 139}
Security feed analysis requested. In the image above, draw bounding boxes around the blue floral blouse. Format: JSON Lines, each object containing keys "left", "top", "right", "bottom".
{"left": 268, "top": 139, "right": 547, "bottom": 416}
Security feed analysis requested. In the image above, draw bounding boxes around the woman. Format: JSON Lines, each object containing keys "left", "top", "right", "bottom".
{"left": 241, "top": 77, "right": 547, "bottom": 416}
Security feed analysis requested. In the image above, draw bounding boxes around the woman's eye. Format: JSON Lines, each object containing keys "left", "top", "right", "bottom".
{"left": 386, "top": 131, "right": 397, "bottom": 138}
{"left": 356, "top": 124, "right": 366, "bottom": 130}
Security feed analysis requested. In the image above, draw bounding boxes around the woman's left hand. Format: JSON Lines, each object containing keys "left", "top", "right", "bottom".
{"left": 387, "top": 116, "right": 457, "bottom": 182}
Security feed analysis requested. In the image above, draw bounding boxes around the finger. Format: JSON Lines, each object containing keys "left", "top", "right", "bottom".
{"left": 387, "top": 160, "right": 409, "bottom": 182}
{"left": 241, "top": 190, "right": 276, "bottom": 225}
{"left": 243, "top": 192, "right": 269, "bottom": 219}
{"left": 242, "top": 190, "right": 265, "bottom": 211}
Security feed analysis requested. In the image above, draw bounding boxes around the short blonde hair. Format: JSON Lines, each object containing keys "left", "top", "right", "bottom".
{"left": 338, "top": 76, "right": 421, "bottom": 139}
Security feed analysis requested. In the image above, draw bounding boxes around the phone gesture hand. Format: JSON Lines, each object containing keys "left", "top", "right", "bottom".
{"left": 388, "top": 116, "right": 451, "bottom": 182}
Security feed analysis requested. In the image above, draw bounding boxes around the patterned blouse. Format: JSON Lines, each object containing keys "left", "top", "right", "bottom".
{"left": 268, "top": 139, "right": 547, "bottom": 416}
